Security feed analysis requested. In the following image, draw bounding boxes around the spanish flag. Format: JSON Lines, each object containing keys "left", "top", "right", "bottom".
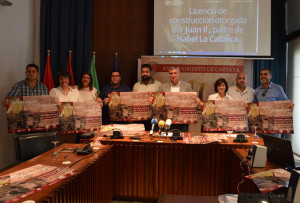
{"left": 43, "top": 50, "right": 54, "bottom": 93}
{"left": 67, "top": 50, "right": 76, "bottom": 86}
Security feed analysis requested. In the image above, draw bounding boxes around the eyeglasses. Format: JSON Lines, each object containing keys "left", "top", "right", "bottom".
{"left": 262, "top": 88, "right": 268, "bottom": 97}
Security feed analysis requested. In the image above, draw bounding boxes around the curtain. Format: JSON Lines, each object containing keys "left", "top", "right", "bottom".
{"left": 40, "top": 0, "right": 93, "bottom": 86}
{"left": 253, "top": 0, "right": 286, "bottom": 89}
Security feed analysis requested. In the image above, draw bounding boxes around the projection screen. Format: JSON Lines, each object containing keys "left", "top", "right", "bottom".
{"left": 154, "top": 0, "right": 271, "bottom": 56}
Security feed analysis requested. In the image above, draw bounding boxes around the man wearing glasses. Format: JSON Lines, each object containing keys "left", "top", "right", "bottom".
{"left": 253, "top": 69, "right": 289, "bottom": 103}
{"left": 100, "top": 70, "right": 131, "bottom": 124}
{"left": 253, "top": 69, "right": 294, "bottom": 138}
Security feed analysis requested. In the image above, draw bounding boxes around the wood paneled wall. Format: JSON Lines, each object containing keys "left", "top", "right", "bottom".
{"left": 93, "top": 0, "right": 154, "bottom": 89}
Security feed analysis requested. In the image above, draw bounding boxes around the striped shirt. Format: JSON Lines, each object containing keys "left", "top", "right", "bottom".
{"left": 7, "top": 80, "right": 48, "bottom": 97}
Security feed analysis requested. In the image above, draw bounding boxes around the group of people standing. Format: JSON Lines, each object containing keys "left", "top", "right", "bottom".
{"left": 5, "top": 63, "right": 293, "bottom": 128}
{"left": 6, "top": 64, "right": 101, "bottom": 104}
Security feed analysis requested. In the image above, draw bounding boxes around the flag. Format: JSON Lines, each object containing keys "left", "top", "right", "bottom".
{"left": 113, "top": 53, "right": 118, "bottom": 71}
{"left": 43, "top": 50, "right": 54, "bottom": 93}
{"left": 90, "top": 52, "right": 100, "bottom": 94}
{"left": 67, "top": 50, "right": 75, "bottom": 86}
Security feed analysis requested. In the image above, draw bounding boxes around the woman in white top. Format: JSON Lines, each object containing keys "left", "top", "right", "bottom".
{"left": 208, "top": 78, "right": 233, "bottom": 100}
{"left": 49, "top": 70, "right": 81, "bottom": 102}
{"left": 77, "top": 72, "right": 103, "bottom": 105}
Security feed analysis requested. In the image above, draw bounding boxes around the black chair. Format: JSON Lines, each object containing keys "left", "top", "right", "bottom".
{"left": 14, "top": 132, "right": 58, "bottom": 162}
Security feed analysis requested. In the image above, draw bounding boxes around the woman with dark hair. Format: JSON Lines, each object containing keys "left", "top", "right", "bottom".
{"left": 208, "top": 78, "right": 233, "bottom": 100}
{"left": 49, "top": 70, "right": 81, "bottom": 102}
{"left": 77, "top": 72, "right": 102, "bottom": 105}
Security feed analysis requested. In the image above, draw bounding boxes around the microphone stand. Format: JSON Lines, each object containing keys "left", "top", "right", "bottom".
{"left": 64, "top": 146, "right": 79, "bottom": 159}
{"left": 166, "top": 127, "right": 170, "bottom": 140}
{"left": 158, "top": 126, "right": 164, "bottom": 142}
{"left": 164, "top": 127, "right": 168, "bottom": 139}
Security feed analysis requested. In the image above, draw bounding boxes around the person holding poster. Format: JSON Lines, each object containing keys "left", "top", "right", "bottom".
{"left": 6, "top": 64, "right": 48, "bottom": 97}
{"left": 4, "top": 64, "right": 48, "bottom": 135}
{"left": 49, "top": 70, "right": 81, "bottom": 102}
{"left": 254, "top": 69, "right": 290, "bottom": 103}
{"left": 77, "top": 72, "right": 102, "bottom": 106}
{"left": 133, "top": 64, "right": 161, "bottom": 92}
{"left": 133, "top": 64, "right": 161, "bottom": 130}
{"left": 253, "top": 69, "right": 293, "bottom": 138}
{"left": 208, "top": 78, "right": 233, "bottom": 100}
{"left": 159, "top": 67, "right": 200, "bottom": 131}
{"left": 100, "top": 70, "right": 131, "bottom": 124}
{"left": 228, "top": 73, "right": 254, "bottom": 103}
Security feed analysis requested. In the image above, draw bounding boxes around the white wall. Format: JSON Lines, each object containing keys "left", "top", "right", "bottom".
{"left": 287, "top": 0, "right": 300, "bottom": 155}
{"left": 287, "top": 40, "right": 300, "bottom": 156}
{"left": 0, "top": 0, "right": 39, "bottom": 169}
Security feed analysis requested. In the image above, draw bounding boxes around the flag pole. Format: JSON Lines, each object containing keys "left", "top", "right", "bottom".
{"left": 67, "top": 50, "right": 75, "bottom": 86}
{"left": 43, "top": 49, "right": 54, "bottom": 92}
{"left": 114, "top": 52, "right": 118, "bottom": 71}
{"left": 90, "top": 51, "right": 100, "bottom": 94}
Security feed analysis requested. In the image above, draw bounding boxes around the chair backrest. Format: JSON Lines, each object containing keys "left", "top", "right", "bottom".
{"left": 14, "top": 132, "right": 58, "bottom": 162}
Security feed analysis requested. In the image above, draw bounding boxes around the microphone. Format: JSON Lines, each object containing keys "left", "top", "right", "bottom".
{"left": 158, "top": 120, "right": 165, "bottom": 136}
{"left": 150, "top": 118, "right": 158, "bottom": 136}
{"left": 77, "top": 143, "right": 93, "bottom": 155}
{"left": 165, "top": 119, "right": 172, "bottom": 136}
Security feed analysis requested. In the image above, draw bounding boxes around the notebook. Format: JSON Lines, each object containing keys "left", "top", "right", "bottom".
{"left": 262, "top": 134, "right": 300, "bottom": 169}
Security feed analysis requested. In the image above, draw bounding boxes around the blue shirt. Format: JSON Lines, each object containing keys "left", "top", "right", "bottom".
{"left": 7, "top": 80, "right": 48, "bottom": 97}
{"left": 100, "top": 83, "right": 131, "bottom": 124}
{"left": 100, "top": 83, "right": 131, "bottom": 100}
{"left": 253, "top": 82, "right": 289, "bottom": 103}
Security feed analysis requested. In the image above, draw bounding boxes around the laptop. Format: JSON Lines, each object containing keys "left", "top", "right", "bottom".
{"left": 262, "top": 134, "right": 300, "bottom": 169}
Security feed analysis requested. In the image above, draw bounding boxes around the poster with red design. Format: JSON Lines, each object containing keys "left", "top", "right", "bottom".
{"left": 59, "top": 102, "right": 102, "bottom": 134}
{"left": 150, "top": 92, "right": 166, "bottom": 121}
{"left": 247, "top": 100, "right": 293, "bottom": 134}
{"left": 0, "top": 164, "right": 77, "bottom": 203}
{"left": 6, "top": 95, "right": 59, "bottom": 133}
{"left": 202, "top": 100, "right": 247, "bottom": 132}
{"left": 150, "top": 92, "right": 198, "bottom": 124}
{"left": 109, "top": 92, "right": 151, "bottom": 122}
{"left": 245, "top": 169, "right": 290, "bottom": 194}
{"left": 165, "top": 92, "right": 198, "bottom": 124}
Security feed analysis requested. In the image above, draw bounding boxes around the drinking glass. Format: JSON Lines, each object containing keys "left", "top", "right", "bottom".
{"left": 252, "top": 126, "right": 259, "bottom": 144}
{"left": 227, "top": 127, "right": 233, "bottom": 143}
{"left": 93, "top": 136, "right": 102, "bottom": 150}
{"left": 51, "top": 140, "right": 60, "bottom": 157}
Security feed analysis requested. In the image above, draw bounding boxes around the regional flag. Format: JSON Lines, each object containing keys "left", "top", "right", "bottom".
{"left": 90, "top": 52, "right": 100, "bottom": 94}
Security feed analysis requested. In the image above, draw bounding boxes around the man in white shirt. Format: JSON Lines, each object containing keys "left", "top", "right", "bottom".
{"left": 228, "top": 72, "right": 254, "bottom": 103}
{"left": 133, "top": 64, "right": 161, "bottom": 92}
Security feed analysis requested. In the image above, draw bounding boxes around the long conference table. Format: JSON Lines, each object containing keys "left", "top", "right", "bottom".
{"left": 0, "top": 144, "right": 114, "bottom": 203}
{"left": 1, "top": 133, "right": 266, "bottom": 203}
{"left": 88, "top": 133, "right": 264, "bottom": 202}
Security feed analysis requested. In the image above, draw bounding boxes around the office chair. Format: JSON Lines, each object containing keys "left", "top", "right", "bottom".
{"left": 13, "top": 132, "right": 58, "bottom": 162}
